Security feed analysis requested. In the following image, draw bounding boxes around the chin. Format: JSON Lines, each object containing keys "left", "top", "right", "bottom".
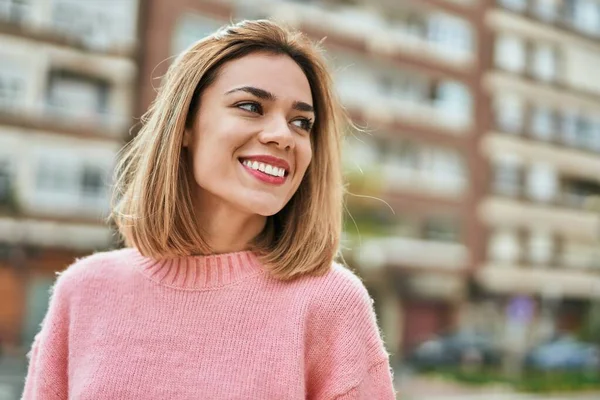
{"left": 240, "top": 197, "right": 288, "bottom": 217}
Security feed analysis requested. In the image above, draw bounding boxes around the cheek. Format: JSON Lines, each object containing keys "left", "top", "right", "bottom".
{"left": 298, "top": 138, "right": 313, "bottom": 175}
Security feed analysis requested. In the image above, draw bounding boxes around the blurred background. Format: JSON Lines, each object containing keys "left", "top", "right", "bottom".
{"left": 1, "top": 0, "right": 600, "bottom": 399}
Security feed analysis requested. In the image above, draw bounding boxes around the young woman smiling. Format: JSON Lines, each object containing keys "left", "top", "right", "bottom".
{"left": 22, "top": 20, "right": 396, "bottom": 399}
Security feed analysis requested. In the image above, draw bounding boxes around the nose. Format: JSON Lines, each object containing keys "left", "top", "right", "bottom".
{"left": 258, "top": 115, "right": 295, "bottom": 151}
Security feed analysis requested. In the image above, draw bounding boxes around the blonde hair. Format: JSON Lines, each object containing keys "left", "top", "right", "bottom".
{"left": 111, "top": 20, "right": 347, "bottom": 280}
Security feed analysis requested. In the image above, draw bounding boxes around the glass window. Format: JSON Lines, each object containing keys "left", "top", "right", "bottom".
{"left": 567, "top": 0, "right": 600, "bottom": 36}
{"left": 530, "top": 43, "right": 559, "bottom": 82}
{"left": 0, "top": 59, "right": 27, "bottom": 111}
{"left": 172, "top": 13, "right": 224, "bottom": 55}
{"left": 497, "top": 0, "right": 528, "bottom": 12}
{"left": 526, "top": 163, "right": 558, "bottom": 203}
{"left": 0, "top": 159, "right": 12, "bottom": 205}
{"left": 562, "top": 178, "right": 600, "bottom": 210}
{"left": 494, "top": 93, "right": 525, "bottom": 134}
{"left": 494, "top": 34, "right": 527, "bottom": 73}
{"left": 0, "top": 0, "right": 31, "bottom": 23}
{"left": 560, "top": 110, "right": 579, "bottom": 147}
{"left": 528, "top": 230, "right": 554, "bottom": 266}
{"left": 46, "top": 70, "right": 109, "bottom": 119}
{"left": 530, "top": 105, "right": 556, "bottom": 141}
{"left": 489, "top": 229, "right": 521, "bottom": 264}
{"left": 81, "top": 165, "right": 105, "bottom": 197}
{"left": 590, "top": 118, "right": 600, "bottom": 153}
{"left": 493, "top": 157, "right": 522, "bottom": 197}
{"left": 51, "top": 0, "right": 137, "bottom": 50}
{"left": 533, "top": 0, "right": 560, "bottom": 22}
{"left": 423, "top": 217, "right": 461, "bottom": 243}
{"left": 433, "top": 81, "right": 472, "bottom": 124}
{"left": 427, "top": 13, "right": 473, "bottom": 58}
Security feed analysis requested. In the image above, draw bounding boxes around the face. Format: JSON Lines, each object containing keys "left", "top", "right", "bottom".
{"left": 184, "top": 52, "right": 314, "bottom": 217}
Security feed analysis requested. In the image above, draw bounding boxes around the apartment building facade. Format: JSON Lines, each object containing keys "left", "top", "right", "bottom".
{"left": 0, "top": 0, "right": 139, "bottom": 353}
{"left": 476, "top": 0, "right": 600, "bottom": 343}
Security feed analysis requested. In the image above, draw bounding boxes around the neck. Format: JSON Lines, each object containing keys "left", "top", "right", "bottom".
{"left": 196, "top": 203, "right": 266, "bottom": 254}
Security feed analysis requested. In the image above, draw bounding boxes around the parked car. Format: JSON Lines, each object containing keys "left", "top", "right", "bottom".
{"left": 407, "top": 331, "right": 501, "bottom": 370}
{"left": 525, "top": 335, "right": 600, "bottom": 371}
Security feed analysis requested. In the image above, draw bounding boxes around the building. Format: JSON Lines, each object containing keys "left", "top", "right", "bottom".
{"left": 475, "top": 0, "right": 600, "bottom": 345}
{"left": 0, "top": 0, "right": 139, "bottom": 364}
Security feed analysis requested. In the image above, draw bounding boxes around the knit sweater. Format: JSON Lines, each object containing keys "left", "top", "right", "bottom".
{"left": 22, "top": 248, "right": 395, "bottom": 399}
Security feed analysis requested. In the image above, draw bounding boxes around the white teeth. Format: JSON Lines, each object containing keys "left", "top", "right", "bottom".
{"left": 242, "top": 159, "right": 286, "bottom": 177}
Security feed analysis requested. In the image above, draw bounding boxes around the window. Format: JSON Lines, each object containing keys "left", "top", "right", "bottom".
{"left": 565, "top": 0, "right": 600, "bottom": 36}
{"left": 423, "top": 217, "right": 460, "bottom": 243}
{"left": 489, "top": 229, "right": 521, "bottom": 264}
{"left": 590, "top": 118, "right": 600, "bottom": 153}
{"left": 533, "top": 0, "right": 560, "bottom": 22}
{"left": 427, "top": 14, "right": 473, "bottom": 58}
{"left": 0, "top": 0, "right": 31, "bottom": 23}
{"left": 433, "top": 81, "right": 472, "bottom": 124}
{"left": 36, "top": 160, "right": 76, "bottom": 194}
{"left": 575, "top": 116, "right": 593, "bottom": 149}
{"left": 493, "top": 156, "right": 522, "bottom": 197}
{"left": 562, "top": 178, "right": 600, "bottom": 209}
{"left": 51, "top": 0, "right": 137, "bottom": 50}
{"left": 0, "top": 59, "right": 26, "bottom": 111}
{"left": 526, "top": 163, "right": 558, "bottom": 203}
{"left": 497, "top": 0, "right": 528, "bottom": 12}
{"left": 560, "top": 110, "right": 580, "bottom": 147}
{"left": 0, "top": 160, "right": 13, "bottom": 206}
{"left": 528, "top": 230, "right": 554, "bottom": 266}
{"left": 494, "top": 93, "right": 525, "bottom": 134}
{"left": 494, "top": 34, "right": 527, "bottom": 73}
{"left": 46, "top": 70, "right": 109, "bottom": 119}
{"left": 530, "top": 43, "right": 559, "bottom": 82}
{"left": 530, "top": 105, "right": 556, "bottom": 141}
{"left": 172, "top": 13, "right": 224, "bottom": 55}
{"left": 81, "top": 165, "right": 105, "bottom": 197}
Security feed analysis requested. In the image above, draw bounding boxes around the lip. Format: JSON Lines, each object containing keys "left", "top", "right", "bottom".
{"left": 238, "top": 155, "right": 291, "bottom": 174}
{"left": 239, "top": 160, "right": 287, "bottom": 186}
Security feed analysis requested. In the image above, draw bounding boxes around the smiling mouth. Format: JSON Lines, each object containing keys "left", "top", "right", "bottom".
{"left": 239, "top": 159, "right": 289, "bottom": 178}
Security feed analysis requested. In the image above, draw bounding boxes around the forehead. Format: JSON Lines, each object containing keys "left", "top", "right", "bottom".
{"left": 212, "top": 52, "right": 313, "bottom": 104}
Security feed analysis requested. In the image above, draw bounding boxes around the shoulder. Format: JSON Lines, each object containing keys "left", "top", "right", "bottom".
{"left": 303, "top": 261, "right": 374, "bottom": 315}
{"left": 53, "top": 247, "right": 138, "bottom": 296}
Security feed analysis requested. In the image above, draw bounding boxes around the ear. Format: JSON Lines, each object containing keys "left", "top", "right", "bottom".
{"left": 182, "top": 129, "right": 191, "bottom": 148}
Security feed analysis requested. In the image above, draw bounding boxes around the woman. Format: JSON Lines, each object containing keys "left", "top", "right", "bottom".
{"left": 22, "top": 20, "right": 395, "bottom": 399}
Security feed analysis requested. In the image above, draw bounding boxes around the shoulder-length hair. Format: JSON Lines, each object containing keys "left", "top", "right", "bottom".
{"left": 111, "top": 19, "right": 347, "bottom": 280}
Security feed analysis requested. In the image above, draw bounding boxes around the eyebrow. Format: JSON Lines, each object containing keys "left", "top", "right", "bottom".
{"left": 225, "top": 86, "right": 314, "bottom": 113}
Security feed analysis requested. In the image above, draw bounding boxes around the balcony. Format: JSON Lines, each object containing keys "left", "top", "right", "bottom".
{"left": 477, "top": 264, "right": 600, "bottom": 300}
{"left": 484, "top": 71, "right": 600, "bottom": 114}
{"left": 479, "top": 196, "right": 600, "bottom": 241}
{"left": 0, "top": 103, "right": 131, "bottom": 141}
{"left": 481, "top": 132, "right": 600, "bottom": 183}
{"left": 348, "top": 236, "right": 470, "bottom": 272}
{"left": 0, "top": 216, "right": 113, "bottom": 251}
{"left": 233, "top": 0, "right": 475, "bottom": 76}
{"left": 487, "top": 6, "right": 600, "bottom": 55}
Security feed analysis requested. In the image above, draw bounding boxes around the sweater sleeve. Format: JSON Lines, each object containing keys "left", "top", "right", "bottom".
{"left": 21, "top": 273, "right": 71, "bottom": 400}
{"left": 305, "top": 265, "right": 396, "bottom": 400}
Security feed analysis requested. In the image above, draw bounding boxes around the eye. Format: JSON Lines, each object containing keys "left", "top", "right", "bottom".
{"left": 236, "top": 101, "right": 263, "bottom": 114}
{"left": 291, "top": 118, "right": 313, "bottom": 132}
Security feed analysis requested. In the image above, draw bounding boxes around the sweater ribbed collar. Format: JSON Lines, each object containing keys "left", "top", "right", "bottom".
{"left": 129, "top": 248, "right": 265, "bottom": 290}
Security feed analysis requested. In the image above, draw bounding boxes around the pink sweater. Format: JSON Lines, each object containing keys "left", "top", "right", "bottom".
{"left": 22, "top": 248, "right": 395, "bottom": 399}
